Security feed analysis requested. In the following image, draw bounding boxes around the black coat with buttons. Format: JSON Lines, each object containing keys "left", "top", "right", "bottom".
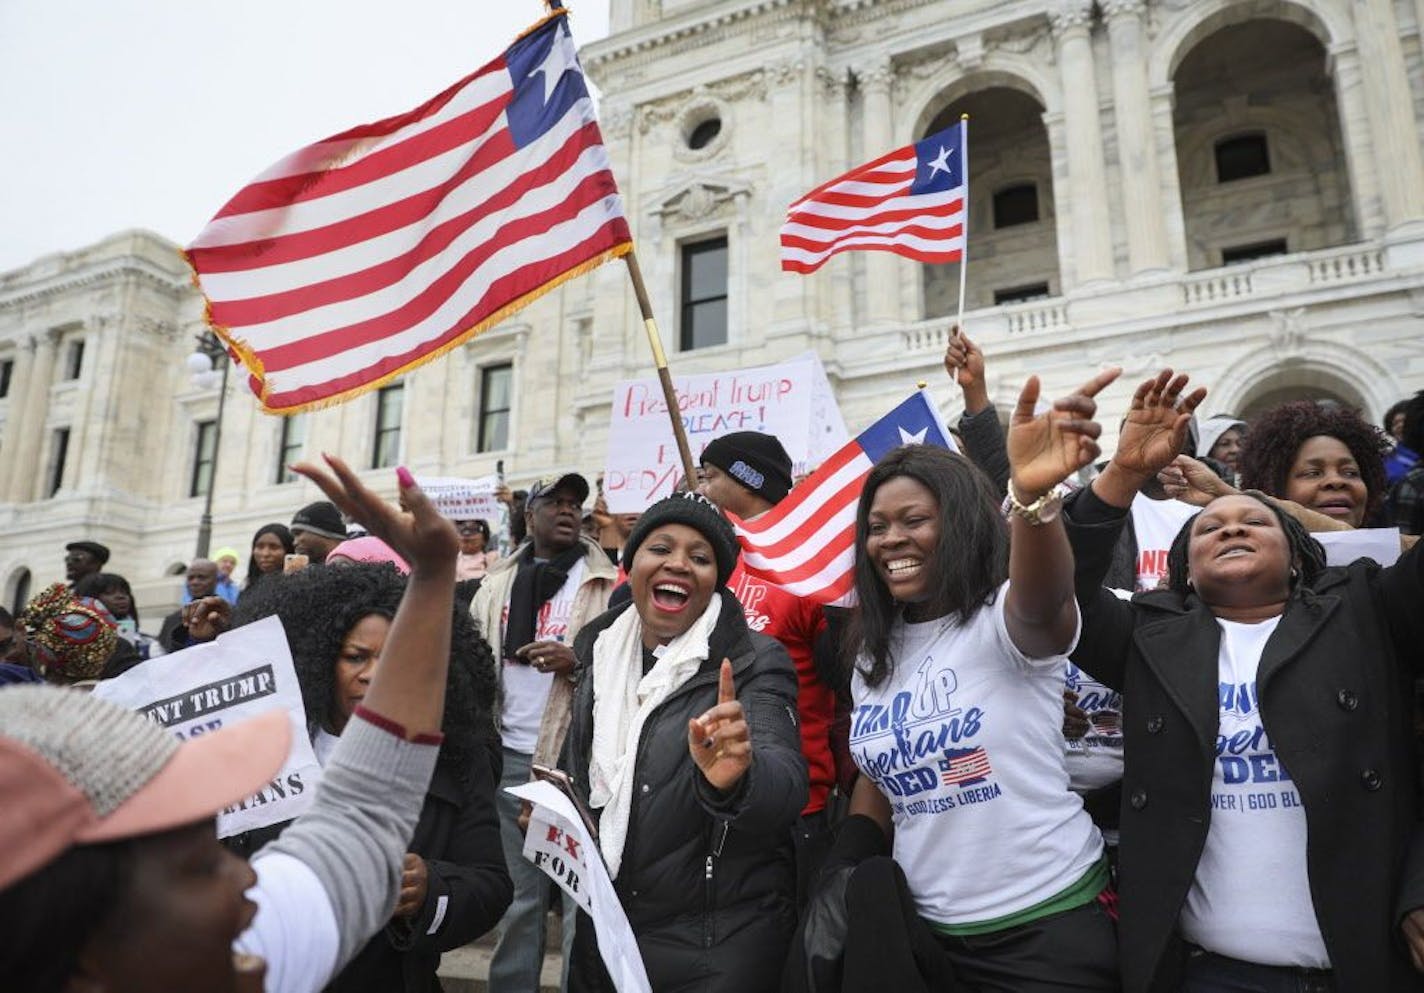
{"left": 562, "top": 590, "right": 809, "bottom": 993}
{"left": 1065, "top": 496, "right": 1424, "bottom": 993}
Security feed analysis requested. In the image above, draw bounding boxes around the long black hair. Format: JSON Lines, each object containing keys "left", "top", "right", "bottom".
{"left": 245, "top": 523, "right": 295, "bottom": 590}
{"left": 232, "top": 562, "right": 497, "bottom": 790}
{"left": 848, "top": 446, "right": 1009, "bottom": 688}
{"left": 1163, "top": 491, "right": 1328, "bottom": 598}
{"left": 73, "top": 572, "right": 139, "bottom": 627}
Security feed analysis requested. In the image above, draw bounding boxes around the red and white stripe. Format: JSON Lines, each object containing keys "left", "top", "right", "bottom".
{"left": 729, "top": 442, "right": 874, "bottom": 606}
{"left": 779, "top": 144, "right": 964, "bottom": 274}
{"left": 186, "top": 22, "right": 629, "bottom": 413}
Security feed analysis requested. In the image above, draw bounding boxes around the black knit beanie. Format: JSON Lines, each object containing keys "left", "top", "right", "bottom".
{"left": 622, "top": 493, "right": 741, "bottom": 586}
{"left": 700, "top": 431, "right": 794, "bottom": 505}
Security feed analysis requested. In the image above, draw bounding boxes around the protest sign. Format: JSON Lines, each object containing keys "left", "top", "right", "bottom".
{"left": 92, "top": 616, "right": 320, "bottom": 838}
{"left": 508, "top": 780, "right": 651, "bottom": 993}
{"left": 416, "top": 474, "right": 507, "bottom": 525}
{"left": 1315, "top": 527, "right": 1402, "bottom": 568}
{"left": 603, "top": 352, "right": 848, "bottom": 512}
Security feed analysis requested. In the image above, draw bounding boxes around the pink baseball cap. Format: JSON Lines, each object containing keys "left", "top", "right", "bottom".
{"left": 326, "top": 536, "right": 410, "bottom": 574}
{"left": 0, "top": 685, "right": 291, "bottom": 890}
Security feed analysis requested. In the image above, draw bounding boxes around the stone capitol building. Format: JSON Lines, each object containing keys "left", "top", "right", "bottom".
{"left": 2, "top": 0, "right": 1422, "bottom": 616}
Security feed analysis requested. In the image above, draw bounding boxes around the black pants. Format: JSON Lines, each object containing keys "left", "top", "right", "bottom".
{"left": 931, "top": 897, "right": 1121, "bottom": 993}
{"left": 1182, "top": 947, "right": 1335, "bottom": 993}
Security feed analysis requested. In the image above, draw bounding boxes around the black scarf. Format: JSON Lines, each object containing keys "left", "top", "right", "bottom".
{"left": 502, "top": 543, "right": 587, "bottom": 663}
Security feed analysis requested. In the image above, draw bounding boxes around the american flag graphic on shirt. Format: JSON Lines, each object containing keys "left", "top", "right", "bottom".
{"left": 938, "top": 746, "right": 992, "bottom": 788}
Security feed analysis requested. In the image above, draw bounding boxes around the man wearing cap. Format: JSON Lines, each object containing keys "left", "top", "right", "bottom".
{"left": 698, "top": 431, "right": 840, "bottom": 902}
{"left": 64, "top": 540, "right": 110, "bottom": 586}
{"left": 290, "top": 500, "right": 347, "bottom": 564}
{"left": 470, "top": 471, "right": 616, "bottom": 992}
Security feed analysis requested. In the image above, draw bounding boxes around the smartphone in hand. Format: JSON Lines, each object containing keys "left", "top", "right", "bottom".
{"left": 284, "top": 553, "right": 309, "bottom": 574}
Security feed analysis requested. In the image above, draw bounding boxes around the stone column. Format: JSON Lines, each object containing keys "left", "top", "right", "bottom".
{"left": 1104, "top": 0, "right": 1172, "bottom": 274}
{"left": 6, "top": 332, "right": 57, "bottom": 503}
{"left": 0, "top": 337, "right": 37, "bottom": 502}
{"left": 1351, "top": 0, "right": 1424, "bottom": 231}
{"left": 817, "top": 65, "right": 857, "bottom": 337}
{"left": 1050, "top": 2, "right": 1115, "bottom": 286}
{"left": 1329, "top": 42, "right": 1387, "bottom": 239}
{"left": 859, "top": 58, "right": 902, "bottom": 324}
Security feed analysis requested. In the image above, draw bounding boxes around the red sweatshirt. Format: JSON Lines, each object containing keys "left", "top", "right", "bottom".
{"left": 727, "top": 562, "right": 835, "bottom": 815}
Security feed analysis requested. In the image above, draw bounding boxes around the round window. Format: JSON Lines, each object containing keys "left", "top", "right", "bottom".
{"left": 688, "top": 117, "right": 722, "bottom": 150}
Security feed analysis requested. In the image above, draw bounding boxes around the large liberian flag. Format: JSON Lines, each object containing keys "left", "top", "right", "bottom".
{"left": 185, "top": 11, "right": 630, "bottom": 413}
{"left": 732, "top": 392, "right": 954, "bottom": 606}
{"left": 779, "top": 119, "right": 966, "bottom": 274}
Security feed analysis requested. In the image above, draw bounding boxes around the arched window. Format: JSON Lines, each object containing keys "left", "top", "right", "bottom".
{"left": 9, "top": 568, "right": 30, "bottom": 616}
{"left": 1214, "top": 133, "right": 1271, "bottom": 183}
{"left": 992, "top": 184, "right": 1040, "bottom": 228}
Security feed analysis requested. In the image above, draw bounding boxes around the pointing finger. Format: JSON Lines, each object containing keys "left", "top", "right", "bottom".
{"left": 1074, "top": 366, "right": 1122, "bottom": 399}
{"left": 718, "top": 658, "right": 735, "bottom": 705}
{"left": 1013, "top": 375, "right": 1041, "bottom": 424}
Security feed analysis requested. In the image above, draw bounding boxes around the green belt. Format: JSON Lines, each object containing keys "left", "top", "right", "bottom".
{"left": 926, "top": 857, "right": 1109, "bottom": 937}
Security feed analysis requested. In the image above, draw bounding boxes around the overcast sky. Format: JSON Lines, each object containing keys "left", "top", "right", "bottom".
{"left": 0, "top": 0, "right": 611, "bottom": 275}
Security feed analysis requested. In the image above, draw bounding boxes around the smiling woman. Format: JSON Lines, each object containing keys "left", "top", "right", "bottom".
{"left": 1238, "top": 400, "right": 1390, "bottom": 528}
{"left": 561, "top": 493, "right": 808, "bottom": 993}
{"left": 227, "top": 561, "right": 511, "bottom": 993}
{"left": 829, "top": 369, "right": 1126, "bottom": 991}
{"left": 1066, "top": 371, "right": 1424, "bottom": 992}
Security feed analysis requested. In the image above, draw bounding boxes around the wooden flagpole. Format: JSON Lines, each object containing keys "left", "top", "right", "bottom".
{"left": 624, "top": 249, "right": 699, "bottom": 490}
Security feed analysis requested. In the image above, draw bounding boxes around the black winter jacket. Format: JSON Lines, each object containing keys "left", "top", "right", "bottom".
{"left": 227, "top": 751, "right": 511, "bottom": 993}
{"left": 1065, "top": 489, "right": 1424, "bottom": 992}
{"left": 563, "top": 591, "right": 809, "bottom": 993}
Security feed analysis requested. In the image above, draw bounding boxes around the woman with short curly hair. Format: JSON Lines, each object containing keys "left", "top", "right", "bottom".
{"left": 231, "top": 561, "right": 510, "bottom": 993}
{"left": 1237, "top": 400, "right": 1390, "bottom": 527}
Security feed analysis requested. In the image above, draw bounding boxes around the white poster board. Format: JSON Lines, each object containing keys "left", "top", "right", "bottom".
{"left": 416, "top": 474, "right": 507, "bottom": 527}
{"left": 92, "top": 616, "right": 320, "bottom": 838}
{"left": 508, "top": 780, "right": 651, "bottom": 993}
{"left": 602, "top": 352, "right": 848, "bottom": 512}
{"left": 1316, "top": 527, "right": 1402, "bottom": 568}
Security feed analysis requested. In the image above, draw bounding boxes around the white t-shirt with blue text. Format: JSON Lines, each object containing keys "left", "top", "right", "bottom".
{"left": 850, "top": 584, "right": 1103, "bottom": 925}
{"left": 1179, "top": 616, "right": 1330, "bottom": 968}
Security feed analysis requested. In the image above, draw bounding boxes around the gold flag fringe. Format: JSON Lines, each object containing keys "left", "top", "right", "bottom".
{"left": 180, "top": 240, "right": 632, "bottom": 417}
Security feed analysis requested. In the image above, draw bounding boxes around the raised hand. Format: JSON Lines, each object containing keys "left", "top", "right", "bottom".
{"left": 1007, "top": 367, "right": 1121, "bottom": 500}
{"left": 1112, "top": 370, "right": 1207, "bottom": 482}
{"left": 1158, "top": 454, "right": 1237, "bottom": 507}
{"left": 182, "top": 596, "right": 232, "bottom": 642}
{"left": 944, "top": 328, "right": 990, "bottom": 413}
{"left": 688, "top": 659, "right": 751, "bottom": 793}
{"left": 291, "top": 456, "right": 458, "bottom": 577}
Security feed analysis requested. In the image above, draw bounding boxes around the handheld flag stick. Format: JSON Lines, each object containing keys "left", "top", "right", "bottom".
{"left": 950, "top": 114, "right": 970, "bottom": 386}
{"left": 624, "top": 249, "right": 699, "bottom": 490}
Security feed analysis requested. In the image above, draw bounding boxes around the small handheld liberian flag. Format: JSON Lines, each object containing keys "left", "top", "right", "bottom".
{"left": 186, "top": 11, "right": 630, "bottom": 413}
{"left": 939, "top": 747, "right": 992, "bottom": 788}
{"left": 780, "top": 120, "right": 966, "bottom": 274}
{"left": 730, "top": 391, "right": 955, "bottom": 606}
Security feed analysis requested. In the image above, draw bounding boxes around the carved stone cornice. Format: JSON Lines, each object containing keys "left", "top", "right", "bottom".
{"left": 856, "top": 57, "right": 894, "bottom": 95}
{"left": 649, "top": 175, "right": 754, "bottom": 227}
{"left": 816, "top": 65, "right": 852, "bottom": 99}
{"left": 1048, "top": 1, "right": 1094, "bottom": 38}
{"left": 0, "top": 256, "right": 189, "bottom": 312}
{"left": 1101, "top": 0, "right": 1147, "bottom": 22}
{"left": 582, "top": 0, "right": 802, "bottom": 82}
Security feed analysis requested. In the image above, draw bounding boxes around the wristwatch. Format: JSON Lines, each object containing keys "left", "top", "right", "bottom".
{"left": 1003, "top": 481, "right": 1067, "bottom": 526}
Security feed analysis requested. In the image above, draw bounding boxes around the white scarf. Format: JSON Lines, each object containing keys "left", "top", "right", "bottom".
{"left": 589, "top": 594, "right": 722, "bottom": 879}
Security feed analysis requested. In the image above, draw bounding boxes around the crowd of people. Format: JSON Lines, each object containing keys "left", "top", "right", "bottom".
{"left": 2, "top": 343, "right": 1424, "bottom": 993}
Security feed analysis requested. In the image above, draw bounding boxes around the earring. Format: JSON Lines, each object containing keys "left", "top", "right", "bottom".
{"left": 1185, "top": 576, "right": 1194, "bottom": 589}
{"left": 1290, "top": 567, "right": 1299, "bottom": 579}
